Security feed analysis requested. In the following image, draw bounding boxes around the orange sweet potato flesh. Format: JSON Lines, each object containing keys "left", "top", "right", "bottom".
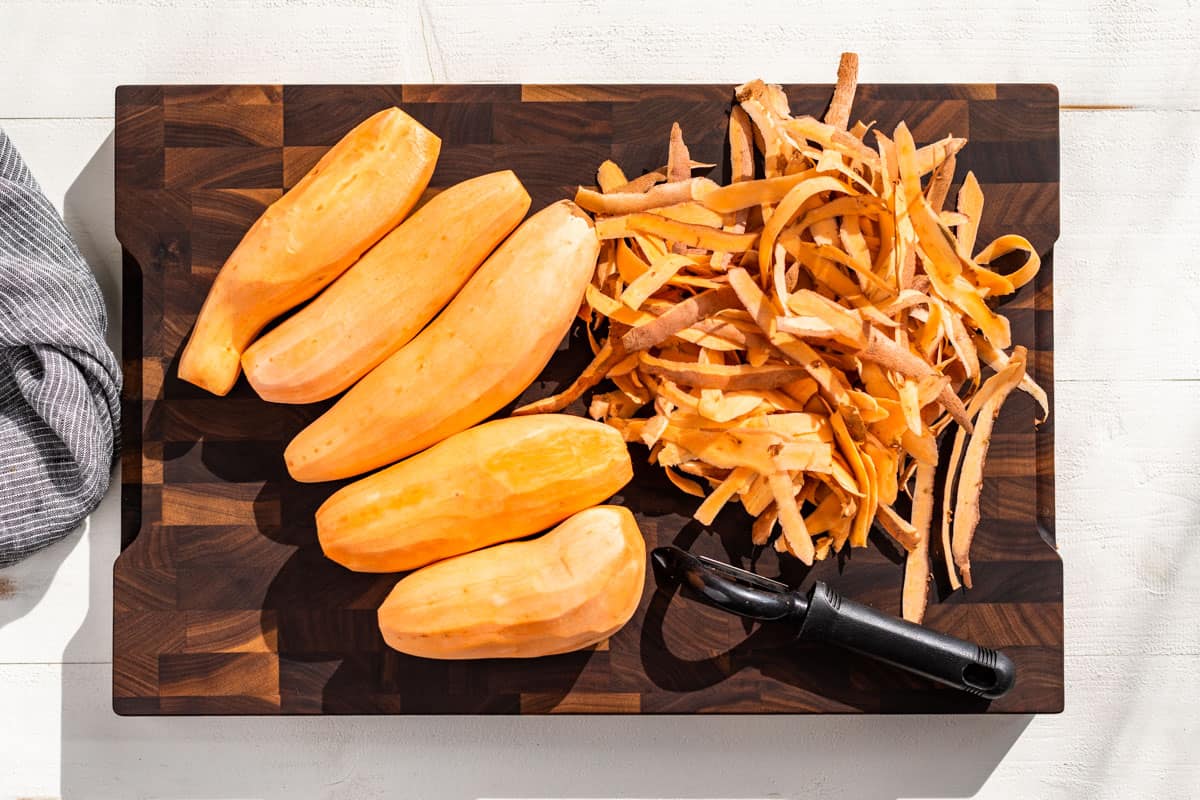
{"left": 241, "top": 171, "right": 530, "bottom": 403}
{"left": 317, "top": 414, "right": 633, "bottom": 572}
{"left": 178, "top": 107, "right": 440, "bottom": 396}
{"left": 378, "top": 505, "right": 646, "bottom": 659}
{"left": 285, "top": 200, "right": 600, "bottom": 482}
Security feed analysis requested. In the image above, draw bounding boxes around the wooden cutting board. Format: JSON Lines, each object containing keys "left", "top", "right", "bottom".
{"left": 114, "top": 82, "right": 1061, "bottom": 714}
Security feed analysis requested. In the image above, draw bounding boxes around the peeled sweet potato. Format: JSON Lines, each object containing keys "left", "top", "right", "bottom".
{"left": 242, "top": 171, "right": 530, "bottom": 403}
{"left": 178, "top": 107, "right": 440, "bottom": 396}
{"left": 285, "top": 200, "right": 600, "bottom": 482}
{"left": 318, "top": 414, "right": 633, "bottom": 572}
{"left": 378, "top": 506, "right": 646, "bottom": 659}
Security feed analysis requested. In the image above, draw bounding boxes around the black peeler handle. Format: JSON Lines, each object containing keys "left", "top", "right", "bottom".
{"left": 651, "top": 547, "right": 1015, "bottom": 699}
{"left": 799, "top": 581, "right": 1015, "bottom": 699}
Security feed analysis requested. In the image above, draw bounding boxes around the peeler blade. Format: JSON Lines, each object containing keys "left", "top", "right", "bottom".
{"left": 650, "top": 546, "right": 804, "bottom": 622}
{"left": 695, "top": 554, "right": 791, "bottom": 593}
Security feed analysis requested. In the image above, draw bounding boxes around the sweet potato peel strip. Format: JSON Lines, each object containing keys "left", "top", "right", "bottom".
{"left": 532, "top": 54, "right": 1044, "bottom": 617}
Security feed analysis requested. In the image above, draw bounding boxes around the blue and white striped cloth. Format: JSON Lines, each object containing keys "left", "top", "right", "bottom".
{"left": 0, "top": 129, "right": 120, "bottom": 566}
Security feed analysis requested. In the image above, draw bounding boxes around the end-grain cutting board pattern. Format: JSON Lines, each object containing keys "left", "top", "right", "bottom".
{"left": 115, "top": 83, "right": 1061, "bottom": 715}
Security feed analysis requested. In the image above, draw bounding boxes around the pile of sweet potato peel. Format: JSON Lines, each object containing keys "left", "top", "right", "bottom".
{"left": 517, "top": 54, "right": 1047, "bottom": 623}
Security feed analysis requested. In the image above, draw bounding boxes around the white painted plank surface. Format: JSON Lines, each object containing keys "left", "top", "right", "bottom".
{"left": 3, "top": 1, "right": 432, "bottom": 118}
{"left": 0, "top": 654, "right": 1196, "bottom": 799}
{"left": 3, "top": 0, "right": 1200, "bottom": 118}
{"left": 1056, "top": 109, "right": 1200, "bottom": 381}
{"left": 420, "top": 0, "right": 1200, "bottom": 108}
{"left": 1, "top": 2, "right": 1198, "bottom": 798}
{"left": 1055, "top": 382, "right": 1200, "bottom": 658}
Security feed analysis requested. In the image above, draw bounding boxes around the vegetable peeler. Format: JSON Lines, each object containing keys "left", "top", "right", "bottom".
{"left": 650, "top": 546, "right": 1016, "bottom": 699}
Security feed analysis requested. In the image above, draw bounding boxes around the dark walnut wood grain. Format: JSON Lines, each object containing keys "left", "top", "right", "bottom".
{"left": 115, "top": 82, "right": 1061, "bottom": 715}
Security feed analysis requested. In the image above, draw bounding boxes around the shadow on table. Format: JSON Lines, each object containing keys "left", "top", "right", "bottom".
{"left": 55, "top": 127, "right": 1033, "bottom": 800}
{"left": 0, "top": 531, "right": 83, "bottom": 633}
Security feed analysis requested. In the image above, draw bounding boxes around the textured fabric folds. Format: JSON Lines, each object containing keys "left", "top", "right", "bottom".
{"left": 0, "top": 129, "right": 121, "bottom": 566}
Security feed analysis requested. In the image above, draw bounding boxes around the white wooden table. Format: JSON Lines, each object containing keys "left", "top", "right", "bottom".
{"left": 2, "top": 2, "right": 1198, "bottom": 797}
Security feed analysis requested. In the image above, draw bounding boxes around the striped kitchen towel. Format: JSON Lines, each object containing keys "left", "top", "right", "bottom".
{"left": 0, "top": 129, "right": 120, "bottom": 566}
